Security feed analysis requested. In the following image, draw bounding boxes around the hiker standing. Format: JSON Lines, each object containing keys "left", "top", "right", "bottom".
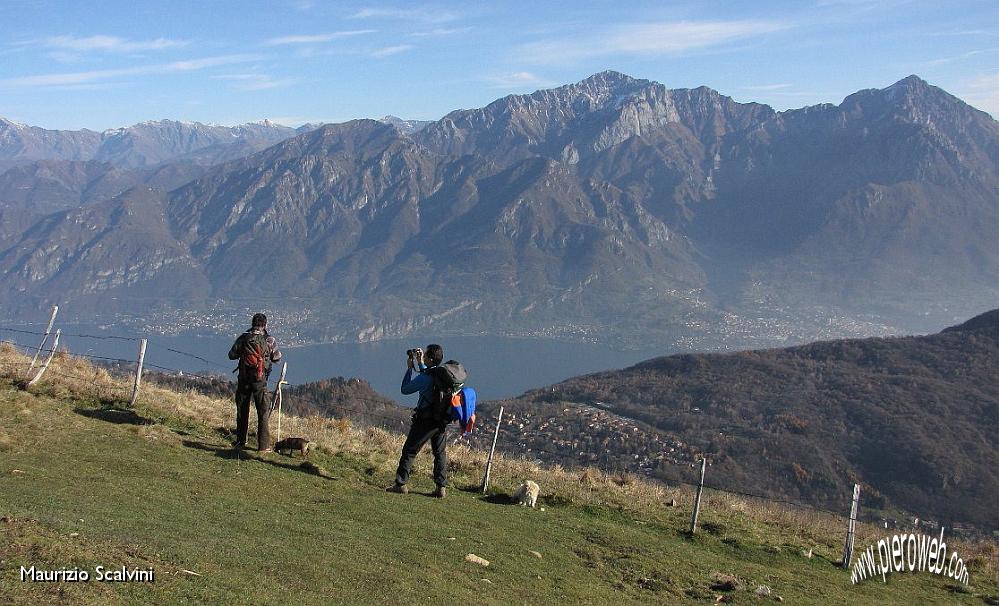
{"left": 388, "top": 344, "right": 466, "bottom": 499}
{"left": 227, "top": 313, "right": 282, "bottom": 452}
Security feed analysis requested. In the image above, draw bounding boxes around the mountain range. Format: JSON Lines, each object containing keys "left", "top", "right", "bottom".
{"left": 0, "top": 72, "right": 996, "bottom": 350}
{"left": 0, "top": 118, "right": 324, "bottom": 171}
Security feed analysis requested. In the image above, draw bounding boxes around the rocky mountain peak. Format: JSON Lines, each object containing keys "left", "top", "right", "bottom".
{"left": 881, "top": 74, "right": 957, "bottom": 109}
{"left": 842, "top": 74, "right": 963, "bottom": 114}
{"left": 545, "top": 70, "right": 653, "bottom": 108}
{"left": 887, "top": 74, "right": 930, "bottom": 93}
{"left": 574, "top": 70, "right": 645, "bottom": 91}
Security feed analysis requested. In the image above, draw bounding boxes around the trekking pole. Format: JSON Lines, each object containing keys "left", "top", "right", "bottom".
{"left": 271, "top": 362, "right": 288, "bottom": 442}
{"left": 233, "top": 402, "right": 241, "bottom": 474}
{"left": 480, "top": 406, "right": 504, "bottom": 493}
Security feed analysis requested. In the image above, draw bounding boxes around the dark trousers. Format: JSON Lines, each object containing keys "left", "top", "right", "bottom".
{"left": 395, "top": 415, "right": 449, "bottom": 487}
{"left": 235, "top": 381, "right": 270, "bottom": 450}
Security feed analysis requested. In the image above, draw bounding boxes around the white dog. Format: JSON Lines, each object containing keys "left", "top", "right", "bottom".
{"left": 512, "top": 480, "right": 540, "bottom": 508}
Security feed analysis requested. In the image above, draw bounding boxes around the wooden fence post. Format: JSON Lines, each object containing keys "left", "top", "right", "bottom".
{"left": 272, "top": 362, "right": 288, "bottom": 442}
{"left": 689, "top": 457, "right": 707, "bottom": 534}
{"left": 480, "top": 405, "right": 504, "bottom": 493}
{"left": 841, "top": 483, "right": 861, "bottom": 568}
{"left": 129, "top": 338, "right": 147, "bottom": 407}
{"left": 27, "top": 305, "right": 59, "bottom": 376}
{"left": 26, "top": 329, "right": 60, "bottom": 387}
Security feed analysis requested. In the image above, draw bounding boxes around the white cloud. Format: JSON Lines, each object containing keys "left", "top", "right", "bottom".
{"left": 520, "top": 20, "right": 790, "bottom": 64}
{"left": 350, "top": 7, "right": 459, "bottom": 23}
{"left": 960, "top": 73, "right": 999, "bottom": 118}
{"left": 47, "top": 51, "right": 87, "bottom": 64}
{"left": 213, "top": 73, "right": 297, "bottom": 91}
{"left": 0, "top": 54, "right": 261, "bottom": 88}
{"left": 814, "top": 0, "right": 913, "bottom": 8}
{"left": 371, "top": 44, "right": 415, "bottom": 57}
{"left": 165, "top": 55, "right": 262, "bottom": 72}
{"left": 929, "top": 29, "right": 998, "bottom": 37}
{"left": 40, "top": 35, "right": 189, "bottom": 53}
{"left": 483, "top": 71, "right": 556, "bottom": 90}
{"left": 743, "top": 83, "right": 792, "bottom": 91}
{"left": 409, "top": 26, "right": 472, "bottom": 37}
{"left": 264, "top": 30, "right": 376, "bottom": 46}
{"left": 925, "top": 48, "right": 997, "bottom": 67}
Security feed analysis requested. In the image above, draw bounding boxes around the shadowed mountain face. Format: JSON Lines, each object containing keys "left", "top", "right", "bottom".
{"left": 0, "top": 72, "right": 997, "bottom": 347}
{"left": 505, "top": 309, "right": 999, "bottom": 529}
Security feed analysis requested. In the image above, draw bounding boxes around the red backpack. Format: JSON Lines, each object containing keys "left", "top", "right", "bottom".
{"left": 239, "top": 332, "right": 271, "bottom": 382}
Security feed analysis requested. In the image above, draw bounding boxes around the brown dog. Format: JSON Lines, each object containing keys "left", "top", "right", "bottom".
{"left": 273, "top": 437, "right": 312, "bottom": 457}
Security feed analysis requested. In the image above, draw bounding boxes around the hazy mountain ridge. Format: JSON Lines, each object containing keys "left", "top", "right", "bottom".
{"left": 0, "top": 117, "right": 315, "bottom": 170}
{"left": 0, "top": 72, "right": 996, "bottom": 348}
{"left": 378, "top": 115, "right": 432, "bottom": 135}
{"left": 0, "top": 117, "right": 101, "bottom": 172}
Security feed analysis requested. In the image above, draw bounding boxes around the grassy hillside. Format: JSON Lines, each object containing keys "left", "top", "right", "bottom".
{"left": 504, "top": 310, "right": 999, "bottom": 530}
{"left": 0, "top": 345, "right": 995, "bottom": 604}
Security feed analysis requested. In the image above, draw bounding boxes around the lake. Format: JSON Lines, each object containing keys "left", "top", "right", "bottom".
{"left": 3, "top": 325, "right": 670, "bottom": 404}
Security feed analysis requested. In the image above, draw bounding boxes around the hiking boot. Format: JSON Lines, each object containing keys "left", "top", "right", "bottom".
{"left": 386, "top": 483, "right": 409, "bottom": 494}
{"left": 433, "top": 485, "right": 447, "bottom": 499}
{"left": 259, "top": 448, "right": 273, "bottom": 454}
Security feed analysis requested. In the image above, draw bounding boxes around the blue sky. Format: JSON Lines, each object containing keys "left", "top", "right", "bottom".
{"left": 2, "top": 0, "right": 997, "bottom": 130}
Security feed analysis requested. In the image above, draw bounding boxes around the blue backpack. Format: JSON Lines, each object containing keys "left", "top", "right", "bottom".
{"left": 454, "top": 387, "right": 476, "bottom": 435}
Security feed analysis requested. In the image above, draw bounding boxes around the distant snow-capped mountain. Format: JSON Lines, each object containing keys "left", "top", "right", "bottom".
{"left": 0, "top": 118, "right": 318, "bottom": 170}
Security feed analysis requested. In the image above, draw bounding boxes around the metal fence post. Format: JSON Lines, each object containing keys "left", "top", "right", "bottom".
{"left": 841, "top": 483, "right": 861, "bottom": 568}
{"left": 129, "top": 338, "right": 147, "bottom": 407}
{"left": 689, "top": 457, "right": 707, "bottom": 534}
{"left": 480, "top": 405, "right": 504, "bottom": 493}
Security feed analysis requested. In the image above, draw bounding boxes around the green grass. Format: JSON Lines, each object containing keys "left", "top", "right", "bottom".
{"left": 0, "top": 364, "right": 996, "bottom": 604}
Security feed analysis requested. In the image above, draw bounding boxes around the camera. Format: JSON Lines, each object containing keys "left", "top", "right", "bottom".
{"left": 407, "top": 348, "right": 422, "bottom": 357}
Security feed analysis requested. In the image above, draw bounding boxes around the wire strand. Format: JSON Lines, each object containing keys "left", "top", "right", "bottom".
{"left": 147, "top": 341, "right": 231, "bottom": 370}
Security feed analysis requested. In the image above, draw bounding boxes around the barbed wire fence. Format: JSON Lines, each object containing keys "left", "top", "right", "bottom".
{"left": 1, "top": 308, "right": 948, "bottom": 565}
{"left": 0, "top": 319, "right": 416, "bottom": 435}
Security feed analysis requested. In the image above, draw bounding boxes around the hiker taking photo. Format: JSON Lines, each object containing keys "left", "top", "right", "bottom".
{"left": 227, "top": 313, "right": 282, "bottom": 452}
{"left": 388, "top": 343, "right": 466, "bottom": 499}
